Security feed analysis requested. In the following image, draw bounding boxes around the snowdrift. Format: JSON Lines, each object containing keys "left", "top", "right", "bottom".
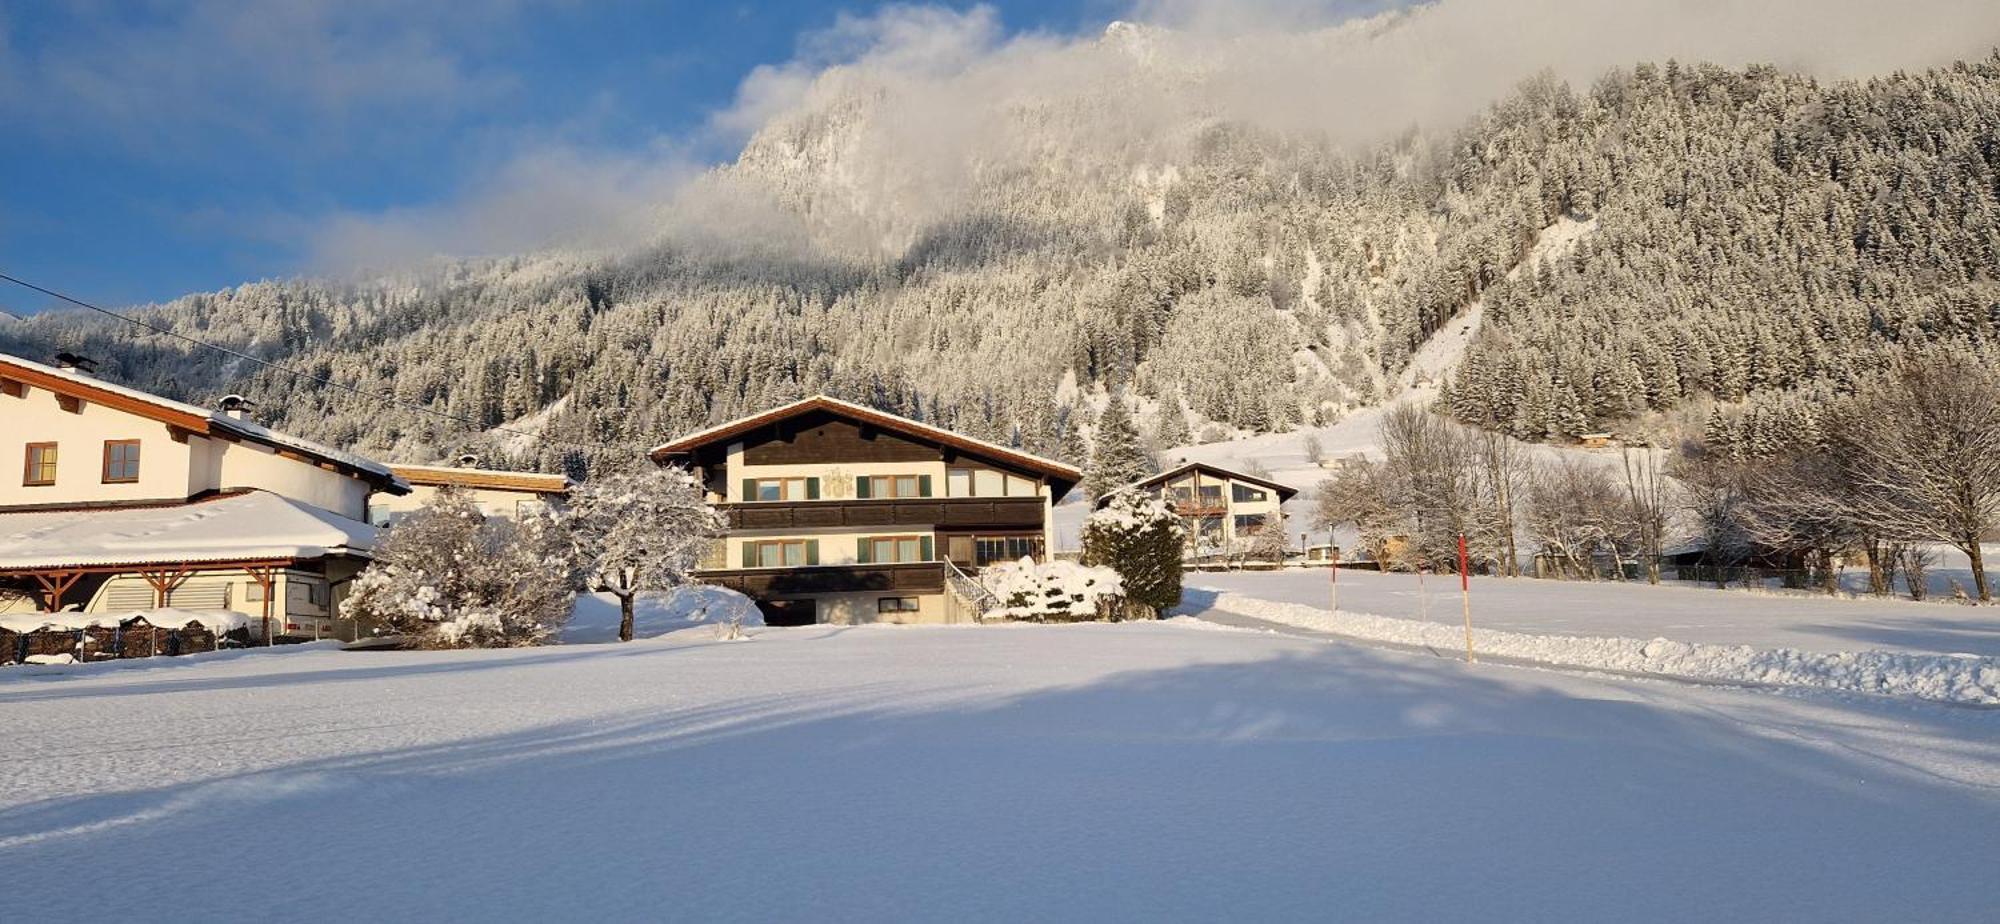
{"left": 561, "top": 585, "right": 762, "bottom": 644}
{"left": 1198, "top": 594, "right": 2000, "bottom": 706}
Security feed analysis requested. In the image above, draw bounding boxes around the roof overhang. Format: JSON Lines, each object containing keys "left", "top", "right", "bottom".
{"left": 390, "top": 465, "right": 570, "bottom": 495}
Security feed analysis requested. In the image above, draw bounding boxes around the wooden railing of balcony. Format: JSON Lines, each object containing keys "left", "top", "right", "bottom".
{"left": 695, "top": 562, "right": 946, "bottom": 597}
{"left": 721, "top": 497, "right": 1044, "bottom": 531}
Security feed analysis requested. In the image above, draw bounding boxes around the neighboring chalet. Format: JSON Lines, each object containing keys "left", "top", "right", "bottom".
{"left": 1100, "top": 461, "right": 1298, "bottom": 555}
{"left": 370, "top": 460, "right": 570, "bottom": 526}
{"left": 0, "top": 352, "right": 407, "bottom": 640}
{"left": 650, "top": 396, "right": 1081, "bottom": 626}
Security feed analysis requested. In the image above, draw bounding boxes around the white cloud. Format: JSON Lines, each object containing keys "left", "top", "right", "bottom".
{"left": 250, "top": 0, "right": 2000, "bottom": 271}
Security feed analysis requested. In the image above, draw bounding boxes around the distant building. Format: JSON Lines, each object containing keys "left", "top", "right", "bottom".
{"left": 1098, "top": 461, "right": 1299, "bottom": 556}
{"left": 372, "top": 461, "right": 570, "bottom": 526}
{"left": 1579, "top": 433, "right": 1615, "bottom": 449}
{"left": 0, "top": 352, "right": 407, "bottom": 640}
{"left": 650, "top": 395, "right": 1080, "bottom": 626}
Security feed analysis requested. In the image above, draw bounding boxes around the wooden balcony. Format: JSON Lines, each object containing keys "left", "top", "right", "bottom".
{"left": 721, "top": 497, "right": 1044, "bottom": 531}
{"left": 695, "top": 562, "right": 946, "bottom": 597}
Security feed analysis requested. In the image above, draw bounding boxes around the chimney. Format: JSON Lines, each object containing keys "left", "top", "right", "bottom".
{"left": 54, "top": 352, "right": 98, "bottom": 375}
{"left": 455, "top": 453, "right": 481, "bottom": 469}
{"left": 217, "top": 394, "right": 256, "bottom": 421}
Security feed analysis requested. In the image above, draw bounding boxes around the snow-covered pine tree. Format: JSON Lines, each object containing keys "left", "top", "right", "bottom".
{"left": 1081, "top": 489, "right": 1187, "bottom": 618}
{"left": 565, "top": 465, "right": 726, "bottom": 642}
{"left": 1151, "top": 387, "right": 1192, "bottom": 449}
{"left": 1084, "top": 388, "right": 1152, "bottom": 502}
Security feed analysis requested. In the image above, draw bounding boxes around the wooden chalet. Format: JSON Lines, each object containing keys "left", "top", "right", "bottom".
{"left": 650, "top": 395, "right": 1081, "bottom": 626}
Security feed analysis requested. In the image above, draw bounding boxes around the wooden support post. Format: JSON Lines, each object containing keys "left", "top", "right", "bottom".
{"left": 31, "top": 571, "right": 83, "bottom": 613}
{"left": 140, "top": 566, "right": 193, "bottom": 608}
{"left": 245, "top": 566, "right": 277, "bottom": 646}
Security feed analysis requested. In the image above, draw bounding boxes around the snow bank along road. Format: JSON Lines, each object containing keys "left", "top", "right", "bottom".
{"left": 4, "top": 621, "right": 1998, "bottom": 921}
{"left": 1182, "top": 569, "right": 2000, "bottom": 705}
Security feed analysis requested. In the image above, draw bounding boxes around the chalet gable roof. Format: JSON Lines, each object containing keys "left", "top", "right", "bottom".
{"left": 1098, "top": 461, "right": 1299, "bottom": 506}
{"left": 651, "top": 395, "right": 1082, "bottom": 496}
{"left": 0, "top": 352, "right": 407, "bottom": 494}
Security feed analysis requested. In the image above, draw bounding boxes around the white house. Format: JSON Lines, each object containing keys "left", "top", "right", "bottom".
{"left": 1099, "top": 461, "right": 1299, "bottom": 557}
{"left": 0, "top": 352, "right": 407, "bottom": 640}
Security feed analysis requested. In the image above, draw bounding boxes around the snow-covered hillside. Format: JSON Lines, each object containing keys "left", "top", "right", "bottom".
{"left": 4, "top": 619, "right": 1996, "bottom": 921}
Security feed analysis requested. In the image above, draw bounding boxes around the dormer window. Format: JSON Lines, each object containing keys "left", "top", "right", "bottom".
{"left": 102, "top": 439, "right": 141, "bottom": 483}
{"left": 23, "top": 442, "right": 57, "bottom": 486}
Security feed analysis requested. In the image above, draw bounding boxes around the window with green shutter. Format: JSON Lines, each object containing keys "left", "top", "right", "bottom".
{"left": 805, "top": 539, "right": 819, "bottom": 565}
{"left": 856, "top": 476, "right": 872, "bottom": 499}
{"left": 805, "top": 477, "right": 820, "bottom": 500}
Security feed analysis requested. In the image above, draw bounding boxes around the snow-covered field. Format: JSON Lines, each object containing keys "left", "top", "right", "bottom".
{"left": 1185, "top": 568, "right": 2000, "bottom": 658}
{"left": 5, "top": 610, "right": 1998, "bottom": 921}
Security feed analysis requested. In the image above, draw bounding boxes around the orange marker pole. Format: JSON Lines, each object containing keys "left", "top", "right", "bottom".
{"left": 1458, "top": 533, "right": 1476, "bottom": 663}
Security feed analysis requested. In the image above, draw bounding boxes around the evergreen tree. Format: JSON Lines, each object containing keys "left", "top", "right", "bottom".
{"left": 1085, "top": 389, "right": 1153, "bottom": 501}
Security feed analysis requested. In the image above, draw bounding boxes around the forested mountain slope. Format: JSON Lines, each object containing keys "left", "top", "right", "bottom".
{"left": 6, "top": 39, "right": 1998, "bottom": 475}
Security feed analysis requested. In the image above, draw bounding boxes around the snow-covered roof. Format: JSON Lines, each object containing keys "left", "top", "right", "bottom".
{"left": 650, "top": 395, "right": 1083, "bottom": 491}
{"left": 0, "top": 490, "right": 380, "bottom": 572}
{"left": 0, "top": 352, "right": 406, "bottom": 493}
{"left": 1098, "top": 461, "right": 1300, "bottom": 505}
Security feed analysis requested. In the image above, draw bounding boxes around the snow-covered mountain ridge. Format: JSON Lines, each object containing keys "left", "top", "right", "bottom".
{"left": 6, "top": 37, "right": 2000, "bottom": 474}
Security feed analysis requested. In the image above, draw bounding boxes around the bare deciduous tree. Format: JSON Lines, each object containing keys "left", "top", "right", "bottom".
{"left": 1620, "top": 446, "right": 1671, "bottom": 584}
{"left": 1832, "top": 350, "right": 2000, "bottom": 601}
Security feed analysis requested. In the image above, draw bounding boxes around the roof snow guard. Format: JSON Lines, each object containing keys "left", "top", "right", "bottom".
{"left": 0, "top": 490, "right": 379, "bottom": 573}
{"left": 0, "top": 352, "right": 407, "bottom": 494}
{"left": 650, "top": 395, "right": 1083, "bottom": 496}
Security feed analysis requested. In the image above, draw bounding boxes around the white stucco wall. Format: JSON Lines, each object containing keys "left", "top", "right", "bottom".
{"left": 0, "top": 383, "right": 195, "bottom": 507}
{"left": 809, "top": 591, "right": 950, "bottom": 626}
{"left": 214, "top": 439, "right": 371, "bottom": 520}
{"left": 370, "top": 483, "right": 560, "bottom": 524}
{"left": 1, "top": 380, "right": 375, "bottom": 519}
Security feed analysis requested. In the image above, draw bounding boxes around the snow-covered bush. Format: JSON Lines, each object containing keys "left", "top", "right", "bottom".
{"left": 1082, "top": 489, "right": 1187, "bottom": 617}
{"left": 346, "top": 487, "right": 580, "bottom": 648}
{"left": 981, "top": 558, "right": 1123, "bottom": 622}
{"left": 565, "top": 465, "right": 725, "bottom": 642}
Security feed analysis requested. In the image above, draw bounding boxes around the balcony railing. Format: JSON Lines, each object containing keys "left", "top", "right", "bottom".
{"left": 720, "top": 497, "right": 1044, "bottom": 531}
{"left": 695, "top": 562, "right": 946, "bottom": 597}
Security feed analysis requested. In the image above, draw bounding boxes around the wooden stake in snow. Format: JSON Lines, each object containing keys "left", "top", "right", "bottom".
{"left": 1458, "top": 533, "right": 1476, "bottom": 664}
{"left": 1328, "top": 535, "right": 1339, "bottom": 616}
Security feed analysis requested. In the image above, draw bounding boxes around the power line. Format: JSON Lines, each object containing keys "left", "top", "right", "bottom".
{"left": 0, "top": 270, "right": 639, "bottom": 455}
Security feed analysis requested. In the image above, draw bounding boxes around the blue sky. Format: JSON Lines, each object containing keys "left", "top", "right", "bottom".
{"left": 0, "top": 1, "right": 1126, "bottom": 311}
{"left": 4, "top": 0, "right": 1987, "bottom": 313}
